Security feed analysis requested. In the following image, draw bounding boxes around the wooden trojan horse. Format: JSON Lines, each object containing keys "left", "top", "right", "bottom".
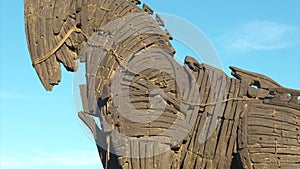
{"left": 25, "top": 0, "right": 300, "bottom": 168}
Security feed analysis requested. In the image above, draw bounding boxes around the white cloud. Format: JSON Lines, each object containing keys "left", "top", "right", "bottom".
{"left": 0, "top": 150, "right": 101, "bottom": 169}
{"left": 223, "top": 21, "right": 300, "bottom": 51}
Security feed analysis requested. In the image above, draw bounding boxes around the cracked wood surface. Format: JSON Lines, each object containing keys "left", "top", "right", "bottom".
{"left": 25, "top": 0, "right": 300, "bottom": 168}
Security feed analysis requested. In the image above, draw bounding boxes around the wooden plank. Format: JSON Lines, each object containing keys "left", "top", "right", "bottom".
{"left": 253, "top": 163, "right": 300, "bottom": 169}
{"left": 76, "top": 0, "right": 83, "bottom": 12}
{"left": 95, "top": 1, "right": 109, "bottom": 28}
{"left": 139, "top": 141, "right": 146, "bottom": 168}
{"left": 130, "top": 139, "right": 141, "bottom": 169}
{"left": 119, "top": 2, "right": 141, "bottom": 17}
{"left": 49, "top": 52, "right": 61, "bottom": 85}
{"left": 40, "top": 1, "right": 57, "bottom": 87}
{"left": 156, "top": 144, "right": 173, "bottom": 169}
{"left": 205, "top": 159, "right": 213, "bottom": 169}
{"left": 230, "top": 66, "right": 282, "bottom": 89}
{"left": 143, "top": 4, "right": 154, "bottom": 15}
{"left": 250, "top": 153, "right": 300, "bottom": 163}
{"left": 249, "top": 146, "right": 300, "bottom": 155}
{"left": 223, "top": 78, "right": 236, "bottom": 119}
{"left": 247, "top": 116, "right": 299, "bottom": 134}
{"left": 181, "top": 151, "right": 197, "bottom": 169}
{"left": 226, "top": 79, "right": 242, "bottom": 156}
{"left": 214, "top": 76, "right": 231, "bottom": 157}
{"left": 195, "top": 155, "right": 203, "bottom": 168}
{"left": 252, "top": 164, "right": 278, "bottom": 169}
{"left": 194, "top": 111, "right": 208, "bottom": 156}
{"left": 248, "top": 134, "right": 299, "bottom": 147}
{"left": 187, "top": 110, "right": 202, "bottom": 152}
{"left": 117, "top": 2, "right": 133, "bottom": 17}
{"left": 165, "top": 29, "right": 173, "bottom": 40}
{"left": 264, "top": 99, "right": 300, "bottom": 111}
{"left": 253, "top": 101, "right": 300, "bottom": 118}
{"left": 79, "top": 84, "right": 89, "bottom": 113}
{"left": 214, "top": 119, "right": 230, "bottom": 156}
{"left": 34, "top": 4, "right": 51, "bottom": 90}
{"left": 145, "top": 143, "right": 154, "bottom": 169}
{"left": 248, "top": 104, "right": 300, "bottom": 123}
{"left": 200, "top": 69, "right": 214, "bottom": 104}
{"left": 53, "top": 0, "right": 71, "bottom": 35}
{"left": 117, "top": 33, "right": 171, "bottom": 58}
{"left": 80, "top": 0, "right": 89, "bottom": 35}
{"left": 155, "top": 14, "right": 165, "bottom": 27}
{"left": 203, "top": 73, "right": 227, "bottom": 160}
{"left": 238, "top": 110, "right": 249, "bottom": 151}
{"left": 130, "top": 0, "right": 141, "bottom": 5}
{"left": 247, "top": 125, "right": 299, "bottom": 140}
{"left": 195, "top": 67, "right": 205, "bottom": 88}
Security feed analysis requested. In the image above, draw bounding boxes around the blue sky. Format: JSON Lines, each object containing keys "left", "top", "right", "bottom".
{"left": 0, "top": 0, "right": 299, "bottom": 169}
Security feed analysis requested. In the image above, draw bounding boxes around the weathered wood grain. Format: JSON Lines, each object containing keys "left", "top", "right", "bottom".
{"left": 25, "top": 1, "right": 300, "bottom": 169}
